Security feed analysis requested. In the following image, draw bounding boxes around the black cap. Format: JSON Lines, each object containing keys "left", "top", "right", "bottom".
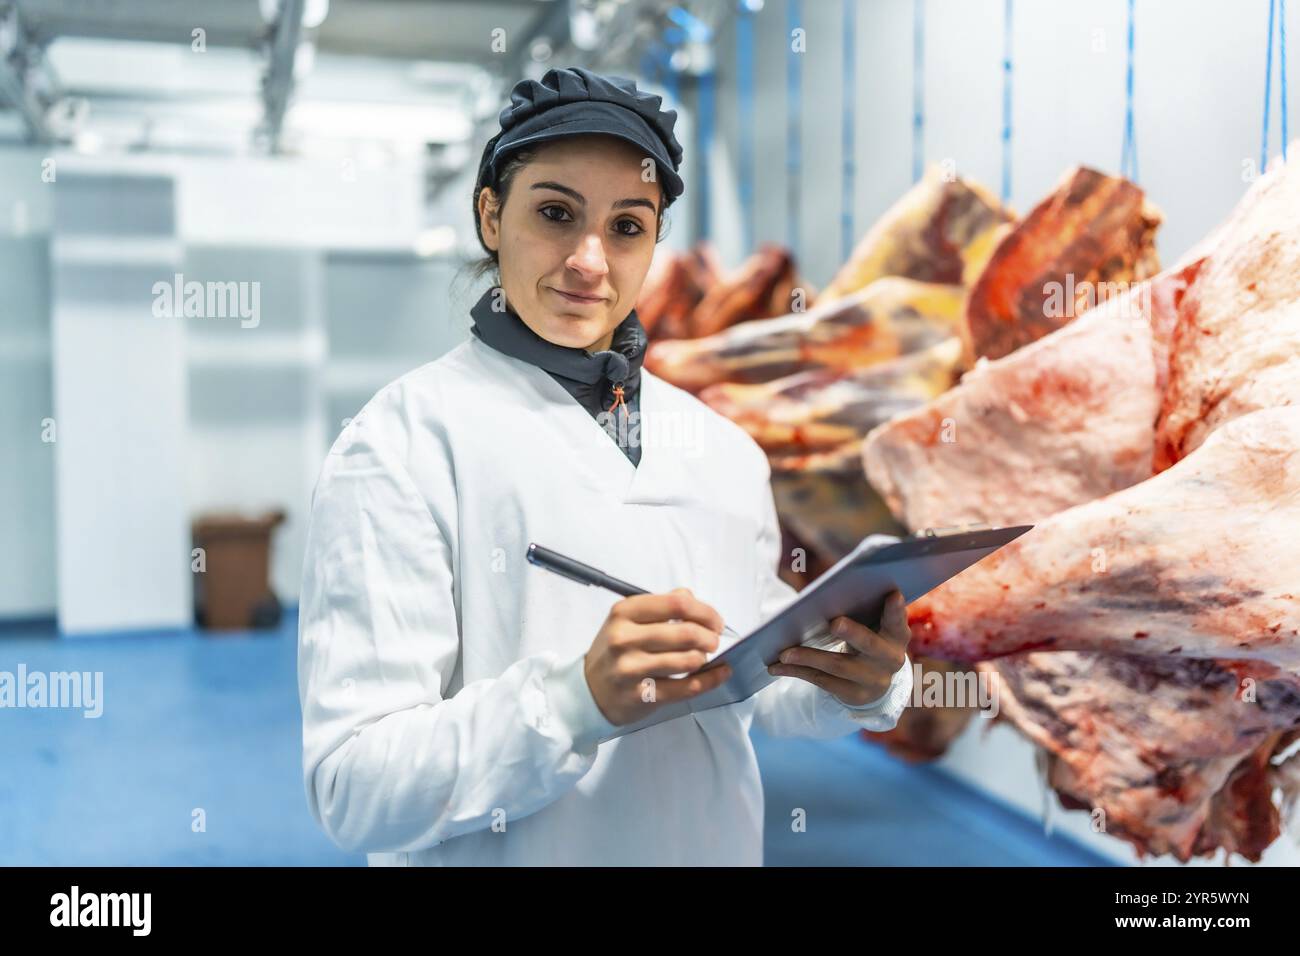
{"left": 482, "top": 66, "right": 684, "bottom": 204}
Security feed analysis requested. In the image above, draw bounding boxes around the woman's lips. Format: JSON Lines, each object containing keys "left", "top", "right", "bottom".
{"left": 550, "top": 287, "right": 605, "bottom": 305}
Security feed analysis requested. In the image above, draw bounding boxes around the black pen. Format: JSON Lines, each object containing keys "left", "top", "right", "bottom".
{"left": 526, "top": 542, "right": 741, "bottom": 641}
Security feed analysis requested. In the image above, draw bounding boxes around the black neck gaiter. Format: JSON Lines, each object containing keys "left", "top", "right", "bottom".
{"left": 469, "top": 285, "right": 647, "bottom": 467}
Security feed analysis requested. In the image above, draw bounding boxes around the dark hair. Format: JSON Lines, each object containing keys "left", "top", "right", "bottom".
{"left": 461, "top": 131, "right": 673, "bottom": 287}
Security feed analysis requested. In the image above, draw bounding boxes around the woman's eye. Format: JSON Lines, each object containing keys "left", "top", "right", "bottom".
{"left": 615, "top": 219, "right": 645, "bottom": 237}
{"left": 540, "top": 205, "right": 572, "bottom": 224}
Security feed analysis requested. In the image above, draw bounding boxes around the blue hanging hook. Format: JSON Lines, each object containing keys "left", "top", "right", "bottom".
{"left": 1120, "top": 0, "right": 1139, "bottom": 183}
{"left": 1261, "top": 0, "right": 1290, "bottom": 171}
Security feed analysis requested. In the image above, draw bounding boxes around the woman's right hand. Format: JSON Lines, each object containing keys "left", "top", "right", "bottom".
{"left": 583, "top": 587, "right": 733, "bottom": 727}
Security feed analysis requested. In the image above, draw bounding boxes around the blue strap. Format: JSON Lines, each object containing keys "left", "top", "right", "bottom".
{"left": 1261, "top": 0, "right": 1290, "bottom": 169}
{"left": 843, "top": 0, "right": 857, "bottom": 261}
{"left": 1002, "top": 0, "right": 1014, "bottom": 202}
{"left": 1120, "top": 0, "right": 1139, "bottom": 182}
{"left": 787, "top": 0, "right": 802, "bottom": 253}
{"left": 697, "top": 67, "right": 714, "bottom": 240}
{"left": 913, "top": 0, "right": 925, "bottom": 183}
{"left": 1286, "top": 0, "right": 1291, "bottom": 157}
{"left": 736, "top": 2, "right": 756, "bottom": 254}
{"left": 1263, "top": 0, "right": 1276, "bottom": 170}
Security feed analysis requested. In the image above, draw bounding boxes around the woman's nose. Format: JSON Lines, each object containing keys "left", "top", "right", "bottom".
{"left": 567, "top": 232, "right": 609, "bottom": 277}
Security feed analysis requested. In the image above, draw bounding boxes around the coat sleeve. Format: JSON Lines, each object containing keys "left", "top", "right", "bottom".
{"left": 747, "top": 468, "right": 912, "bottom": 739}
{"left": 297, "top": 420, "right": 616, "bottom": 855}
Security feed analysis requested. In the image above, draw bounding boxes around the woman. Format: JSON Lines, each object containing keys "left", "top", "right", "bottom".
{"left": 298, "top": 67, "right": 913, "bottom": 866}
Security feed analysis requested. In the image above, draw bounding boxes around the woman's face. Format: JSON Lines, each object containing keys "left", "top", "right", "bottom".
{"left": 478, "top": 134, "right": 661, "bottom": 353}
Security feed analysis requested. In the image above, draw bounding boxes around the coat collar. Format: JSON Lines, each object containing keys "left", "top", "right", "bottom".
{"left": 468, "top": 285, "right": 647, "bottom": 394}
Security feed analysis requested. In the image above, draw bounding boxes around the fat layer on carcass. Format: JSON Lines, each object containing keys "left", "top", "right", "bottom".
{"left": 862, "top": 272, "right": 1189, "bottom": 532}
{"left": 1155, "top": 151, "right": 1300, "bottom": 469}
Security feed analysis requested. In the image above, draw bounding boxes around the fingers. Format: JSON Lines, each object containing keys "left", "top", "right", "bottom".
{"left": 651, "top": 662, "right": 733, "bottom": 704}
{"left": 769, "top": 596, "right": 911, "bottom": 706}
{"left": 629, "top": 648, "right": 714, "bottom": 678}
{"left": 824, "top": 616, "right": 893, "bottom": 660}
{"left": 613, "top": 588, "right": 725, "bottom": 636}
{"left": 772, "top": 640, "right": 904, "bottom": 695}
{"left": 881, "top": 590, "right": 910, "bottom": 645}
{"left": 611, "top": 620, "right": 721, "bottom": 654}
{"left": 773, "top": 644, "right": 870, "bottom": 681}
{"left": 830, "top": 593, "right": 911, "bottom": 658}
{"left": 765, "top": 663, "right": 884, "bottom": 705}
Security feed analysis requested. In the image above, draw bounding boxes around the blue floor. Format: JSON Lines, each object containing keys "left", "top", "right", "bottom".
{"left": 0, "top": 612, "right": 1111, "bottom": 866}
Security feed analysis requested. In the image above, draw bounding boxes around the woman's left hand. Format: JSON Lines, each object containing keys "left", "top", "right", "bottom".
{"left": 766, "top": 590, "right": 911, "bottom": 707}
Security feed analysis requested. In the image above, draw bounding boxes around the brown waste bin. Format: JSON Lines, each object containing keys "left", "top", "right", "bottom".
{"left": 192, "top": 509, "right": 287, "bottom": 632}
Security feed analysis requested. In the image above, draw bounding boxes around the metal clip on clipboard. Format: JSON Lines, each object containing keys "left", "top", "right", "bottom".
{"left": 916, "top": 523, "right": 992, "bottom": 538}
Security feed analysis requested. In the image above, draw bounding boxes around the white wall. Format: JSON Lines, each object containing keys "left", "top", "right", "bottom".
{"left": 0, "top": 145, "right": 455, "bottom": 619}
{"left": 0, "top": 150, "right": 56, "bottom": 618}
{"left": 184, "top": 244, "right": 327, "bottom": 605}
{"left": 707, "top": 0, "right": 1289, "bottom": 277}
{"left": 0, "top": 236, "right": 56, "bottom": 618}
{"left": 49, "top": 172, "right": 191, "bottom": 634}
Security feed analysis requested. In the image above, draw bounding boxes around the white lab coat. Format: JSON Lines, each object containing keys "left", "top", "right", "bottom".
{"left": 297, "top": 334, "right": 912, "bottom": 866}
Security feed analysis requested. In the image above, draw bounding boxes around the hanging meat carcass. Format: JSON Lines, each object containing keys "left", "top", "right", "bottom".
{"left": 699, "top": 336, "right": 963, "bottom": 458}
{"left": 636, "top": 242, "right": 814, "bottom": 342}
{"left": 646, "top": 164, "right": 1012, "bottom": 398}
{"left": 861, "top": 147, "right": 1300, "bottom": 861}
{"left": 702, "top": 337, "right": 965, "bottom": 573}
{"left": 645, "top": 277, "right": 964, "bottom": 393}
{"left": 647, "top": 283, "right": 897, "bottom": 392}
{"left": 635, "top": 241, "right": 724, "bottom": 340}
{"left": 687, "top": 242, "right": 812, "bottom": 339}
{"left": 983, "top": 652, "right": 1300, "bottom": 861}
{"left": 963, "top": 166, "right": 1163, "bottom": 360}
{"left": 862, "top": 268, "right": 1190, "bottom": 534}
{"left": 881, "top": 407, "right": 1300, "bottom": 670}
{"left": 818, "top": 163, "right": 1013, "bottom": 301}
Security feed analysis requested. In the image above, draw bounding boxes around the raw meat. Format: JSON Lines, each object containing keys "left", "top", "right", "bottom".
{"left": 636, "top": 242, "right": 812, "bottom": 342}
{"left": 819, "top": 164, "right": 1013, "bottom": 302}
{"left": 984, "top": 651, "right": 1300, "bottom": 862}
{"left": 645, "top": 277, "right": 964, "bottom": 393}
{"left": 860, "top": 147, "right": 1300, "bottom": 860}
{"left": 1155, "top": 153, "right": 1300, "bottom": 469}
{"left": 688, "top": 243, "right": 810, "bottom": 339}
{"left": 903, "top": 406, "right": 1300, "bottom": 672}
{"left": 635, "top": 241, "right": 723, "bottom": 340}
{"left": 964, "top": 166, "right": 1162, "bottom": 361}
{"left": 769, "top": 455, "right": 906, "bottom": 577}
{"left": 693, "top": 337, "right": 963, "bottom": 573}
{"left": 861, "top": 265, "right": 1193, "bottom": 533}
{"left": 699, "top": 337, "right": 963, "bottom": 457}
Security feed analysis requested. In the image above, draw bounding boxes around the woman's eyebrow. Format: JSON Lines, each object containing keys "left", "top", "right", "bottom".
{"left": 530, "top": 181, "right": 657, "bottom": 214}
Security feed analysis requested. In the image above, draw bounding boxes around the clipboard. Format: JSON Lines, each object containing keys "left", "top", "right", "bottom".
{"left": 593, "top": 524, "right": 1033, "bottom": 744}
